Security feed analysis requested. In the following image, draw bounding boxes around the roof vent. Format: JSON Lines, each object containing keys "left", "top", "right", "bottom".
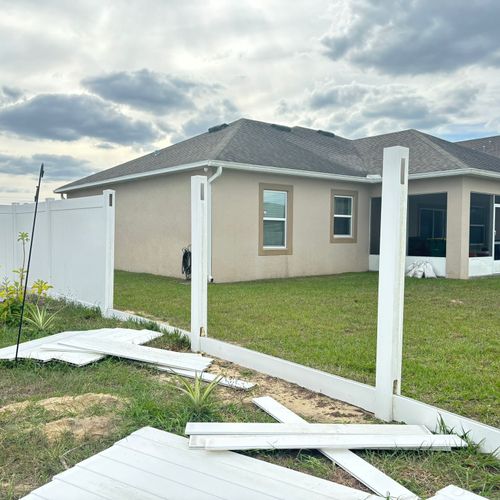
{"left": 208, "top": 123, "right": 229, "bottom": 133}
{"left": 317, "top": 129, "right": 335, "bottom": 138}
{"left": 271, "top": 123, "right": 292, "bottom": 132}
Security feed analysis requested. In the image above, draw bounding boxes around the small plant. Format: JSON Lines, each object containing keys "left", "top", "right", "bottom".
{"left": 23, "top": 303, "right": 60, "bottom": 333}
{"left": 0, "top": 233, "right": 55, "bottom": 327}
{"left": 169, "top": 372, "right": 221, "bottom": 415}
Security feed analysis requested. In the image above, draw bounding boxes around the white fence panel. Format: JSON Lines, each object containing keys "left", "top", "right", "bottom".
{"left": 0, "top": 190, "right": 115, "bottom": 312}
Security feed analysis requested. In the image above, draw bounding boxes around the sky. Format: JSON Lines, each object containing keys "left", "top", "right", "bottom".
{"left": 1, "top": 0, "right": 499, "bottom": 202}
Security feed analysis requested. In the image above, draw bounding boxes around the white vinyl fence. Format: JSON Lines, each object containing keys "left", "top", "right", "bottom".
{"left": 173, "top": 158, "right": 500, "bottom": 456}
{"left": 0, "top": 190, "right": 115, "bottom": 312}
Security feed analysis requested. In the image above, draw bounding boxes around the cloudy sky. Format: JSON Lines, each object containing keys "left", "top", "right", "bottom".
{"left": 1, "top": 0, "right": 499, "bottom": 202}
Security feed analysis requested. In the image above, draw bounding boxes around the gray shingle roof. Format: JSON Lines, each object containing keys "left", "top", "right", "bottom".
{"left": 58, "top": 119, "right": 500, "bottom": 192}
{"left": 456, "top": 135, "right": 500, "bottom": 160}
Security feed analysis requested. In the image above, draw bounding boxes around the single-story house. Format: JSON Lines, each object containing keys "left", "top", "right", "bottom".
{"left": 56, "top": 119, "right": 500, "bottom": 282}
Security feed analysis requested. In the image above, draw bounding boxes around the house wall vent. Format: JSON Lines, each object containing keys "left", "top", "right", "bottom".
{"left": 317, "top": 130, "right": 335, "bottom": 138}
{"left": 208, "top": 123, "right": 229, "bottom": 133}
{"left": 271, "top": 123, "right": 292, "bottom": 132}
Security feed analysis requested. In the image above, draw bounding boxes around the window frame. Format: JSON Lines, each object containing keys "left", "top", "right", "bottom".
{"left": 330, "top": 189, "right": 358, "bottom": 243}
{"left": 259, "top": 183, "right": 293, "bottom": 256}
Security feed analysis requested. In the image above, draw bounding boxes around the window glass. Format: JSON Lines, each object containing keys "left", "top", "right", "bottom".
{"left": 263, "top": 191, "right": 286, "bottom": 219}
{"left": 334, "top": 217, "right": 351, "bottom": 236}
{"left": 263, "top": 220, "right": 285, "bottom": 247}
{"left": 334, "top": 196, "right": 352, "bottom": 216}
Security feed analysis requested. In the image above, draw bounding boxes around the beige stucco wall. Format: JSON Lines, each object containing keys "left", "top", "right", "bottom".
{"left": 211, "top": 170, "right": 371, "bottom": 282}
{"left": 68, "top": 170, "right": 206, "bottom": 278}
{"left": 67, "top": 170, "right": 500, "bottom": 282}
{"left": 371, "top": 176, "right": 500, "bottom": 279}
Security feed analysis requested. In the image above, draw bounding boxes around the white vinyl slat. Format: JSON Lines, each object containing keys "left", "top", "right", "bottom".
{"left": 186, "top": 422, "right": 431, "bottom": 436}
{"left": 157, "top": 367, "right": 255, "bottom": 390}
{"left": 104, "top": 441, "right": 300, "bottom": 500}
{"left": 133, "top": 428, "right": 377, "bottom": 500}
{"left": 115, "top": 434, "right": 370, "bottom": 500}
{"left": 53, "top": 468, "right": 163, "bottom": 500}
{"left": 189, "top": 433, "right": 466, "bottom": 451}
{"left": 252, "top": 396, "right": 418, "bottom": 499}
{"left": 59, "top": 337, "right": 212, "bottom": 371}
{"left": 428, "top": 485, "right": 487, "bottom": 500}
{"left": 26, "top": 479, "right": 107, "bottom": 500}
{"left": 75, "top": 455, "right": 220, "bottom": 500}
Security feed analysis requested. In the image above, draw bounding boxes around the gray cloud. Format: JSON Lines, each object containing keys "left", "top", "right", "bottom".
{"left": 0, "top": 94, "right": 159, "bottom": 144}
{"left": 279, "top": 80, "right": 483, "bottom": 138}
{"left": 96, "top": 142, "right": 115, "bottom": 150}
{"left": 322, "top": 0, "right": 500, "bottom": 74}
{"left": 1, "top": 86, "right": 23, "bottom": 103}
{"left": 0, "top": 153, "right": 95, "bottom": 180}
{"left": 82, "top": 69, "right": 218, "bottom": 115}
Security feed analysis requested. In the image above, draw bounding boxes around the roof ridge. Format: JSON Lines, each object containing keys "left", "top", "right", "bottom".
{"left": 209, "top": 120, "right": 244, "bottom": 159}
{"left": 409, "top": 130, "right": 469, "bottom": 170}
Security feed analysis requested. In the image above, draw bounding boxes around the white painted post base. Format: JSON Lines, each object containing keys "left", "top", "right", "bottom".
{"left": 375, "top": 146, "right": 409, "bottom": 422}
{"left": 190, "top": 176, "right": 208, "bottom": 352}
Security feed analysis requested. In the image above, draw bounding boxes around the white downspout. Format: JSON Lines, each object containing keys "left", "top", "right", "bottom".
{"left": 207, "top": 165, "right": 223, "bottom": 282}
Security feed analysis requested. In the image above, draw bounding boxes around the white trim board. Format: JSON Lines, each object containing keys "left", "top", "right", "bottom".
{"left": 59, "top": 337, "right": 212, "bottom": 371}
{"left": 189, "top": 434, "right": 467, "bottom": 451}
{"left": 253, "top": 396, "right": 418, "bottom": 500}
{"left": 185, "top": 422, "right": 431, "bottom": 436}
{"left": 27, "top": 427, "right": 377, "bottom": 500}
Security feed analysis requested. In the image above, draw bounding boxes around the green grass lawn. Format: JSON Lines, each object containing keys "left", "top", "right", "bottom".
{"left": 115, "top": 270, "right": 500, "bottom": 427}
{"left": 1, "top": 299, "right": 498, "bottom": 498}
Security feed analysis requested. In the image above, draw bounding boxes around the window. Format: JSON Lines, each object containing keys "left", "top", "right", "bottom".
{"left": 259, "top": 184, "right": 293, "bottom": 255}
{"left": 469, "top": 193, "right": 492, "bottom": 257}
{"left": 331, "top": 190, "right": 357, "bottom": 243}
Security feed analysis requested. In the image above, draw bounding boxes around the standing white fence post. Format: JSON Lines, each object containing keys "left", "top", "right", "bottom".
{"left": 102, "top": 190, "right": 115, "bottom": 314}
{"left": 375, "top": 146, "right": 409, "bottom": 422}
{"left": 191, "top": 176, "right": 208, "bottom": 352}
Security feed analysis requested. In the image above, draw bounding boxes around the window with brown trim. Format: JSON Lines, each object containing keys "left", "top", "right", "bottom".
{"left": 259, "top": 183, "right": 293, "bottom": 255}
{"left": 331, "top": 189, "right": 358, "bottom": 243}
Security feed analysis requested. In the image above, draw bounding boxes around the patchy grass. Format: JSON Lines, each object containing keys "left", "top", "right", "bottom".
{"left": 114, "top": 270, "right": 500, "bottom": 427}
{"left": 0, "top": 300, "right": 498, "bottom": 499}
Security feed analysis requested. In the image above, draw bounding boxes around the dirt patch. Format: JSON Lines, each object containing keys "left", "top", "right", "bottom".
{"left": 211, "top": 360, "right": 371, "bottom": 423}
{"left": 158, "top": 358, "right": 371, "bottom": 423}
{"left": 43, "top": 415, "right": 117, "bottom": 443}
{"left": 0, "top": 393, "right": 125, "bottom": 417}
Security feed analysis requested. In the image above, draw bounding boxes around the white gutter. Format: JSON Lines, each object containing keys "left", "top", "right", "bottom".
{"left": 408, "top": 168, "right": 500, "bottom": 181}
{"left": 207, "top": 166, "right": 223, "bottom": 281}
{"left": 55, "top": 160, "right": 500, "bottom": 194}
{"left": 54, "top": 161, "right": 209, "bottom": 193}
